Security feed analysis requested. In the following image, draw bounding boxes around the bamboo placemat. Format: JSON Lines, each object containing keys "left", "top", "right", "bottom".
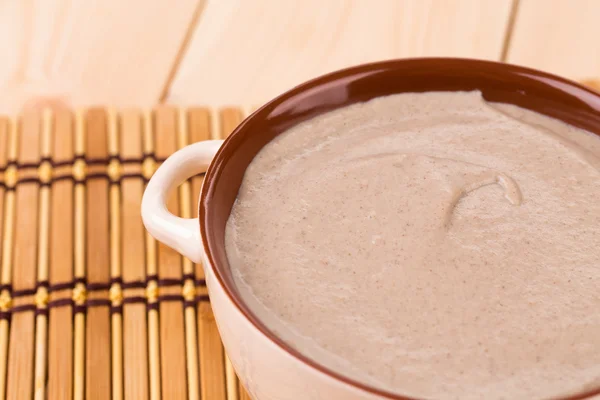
{"left": 0, "top": 106, "right": 253, "bottom": 400}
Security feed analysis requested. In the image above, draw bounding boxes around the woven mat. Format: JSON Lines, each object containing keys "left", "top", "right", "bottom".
{"left": 0, "top": 106, "right": 252, "bottom": 400}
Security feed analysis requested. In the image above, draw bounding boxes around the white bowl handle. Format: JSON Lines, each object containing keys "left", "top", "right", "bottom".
{"left": 142, "top": 140, "right": 224, "bottom": 263}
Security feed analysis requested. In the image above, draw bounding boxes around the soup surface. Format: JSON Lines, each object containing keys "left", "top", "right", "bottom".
{"left": 225, "top": 91, "right": 600, "bottom": 399}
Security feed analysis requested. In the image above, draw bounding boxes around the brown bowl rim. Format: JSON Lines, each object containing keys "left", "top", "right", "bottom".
{"left": 199, "top": 57, "right": 600, "bottom": 400}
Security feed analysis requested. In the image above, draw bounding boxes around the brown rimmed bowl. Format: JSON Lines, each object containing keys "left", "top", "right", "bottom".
{"left": 142, "top": 58, "right": 600, "bottom": 400}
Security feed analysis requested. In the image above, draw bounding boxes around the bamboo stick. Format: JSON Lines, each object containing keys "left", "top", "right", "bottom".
{"left": 7, "top": 110, "right": 41, "bottom": 400}
{"left": 143, "top": 110, "right": 161, "bottom": 400}
{"left": 108, "top": 109, "right": 124, "bottom": 400}
{"left": 178, "top": 108, "right": 201, "bottom": 400}
{"left": 121, "top": 109, "right": 149, "bottom": 400}
{"left": 192, "top": 108, "right": 228, "bottom": 400}
{"left": 33, "top": 109, "right": 52, "bottom": 400}
{"left": 177, "top": 108, "right": 201, "bottom": 400}
{"left": 0, "top": 117, "right": 16, "bottom": 400}
{"left": 219, "top": 108, "right": 244, "bottom": 139}
{"left": 47, "top": 108, "right": 74, "bottom": 400}
{"left": 84, "top": 109, "right": 111, "bottom": 400}
{"left": 198, "top": 302, "right": 227, "bottom": 400}
{"left": 73, "top": 110, "right": 86, "bottom": 400}
{"left": 239, "top": 386, "right": 253, "bottom": 400}
{"left": 154, "top": 106, "right": 187, "bottom": 400}
{"left": 187, "top": 108, "right": 211, "bottom": 282}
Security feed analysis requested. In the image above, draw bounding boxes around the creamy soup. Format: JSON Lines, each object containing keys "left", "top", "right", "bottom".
{"left": 225, "top": 91, "right": 600, "bottom": 399}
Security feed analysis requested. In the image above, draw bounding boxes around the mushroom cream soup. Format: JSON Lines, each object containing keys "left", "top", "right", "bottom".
{"left": 224, "top": 91, "right": 600, "bottom": 399}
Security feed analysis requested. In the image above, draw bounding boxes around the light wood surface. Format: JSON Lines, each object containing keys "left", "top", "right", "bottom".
{"left": 167, "top": 0, "right": 515, "bottom": 107}
{"left": 507, "top": 0, "right": 600, "bottom": 81}
{"left": 0, "top": 0, "right": 598, "bottom": 112}
{"left": 0, "top": 2, "right": 598, "bottom": 400}
{"left": 0, "top": 0, "right": 202, "bottom": 114}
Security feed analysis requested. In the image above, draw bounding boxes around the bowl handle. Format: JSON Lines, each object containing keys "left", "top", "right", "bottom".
{"left": 141, "top": 140, "right": 224, "bottom": 263}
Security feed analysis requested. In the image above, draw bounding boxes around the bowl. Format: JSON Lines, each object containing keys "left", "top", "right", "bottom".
{"left": 142, "top": 58, "right": 600, "bottom": 400}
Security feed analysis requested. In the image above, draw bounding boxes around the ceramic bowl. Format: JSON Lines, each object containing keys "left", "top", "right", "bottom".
{"left": 142, "top": 58, "right": 600, "bottom": 400}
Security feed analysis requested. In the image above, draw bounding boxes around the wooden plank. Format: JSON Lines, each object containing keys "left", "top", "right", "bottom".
{"left": 85, "top": 108, "right": 111, "bottom": 400}
{"left": 0, "top": 0, "right": 204, "bottom": 114}
{"left": 6, "top": 111, "right": 41, "bottom": 400}
{"left": 507, "top": 0, "right": 600, "bottom": 81}
{"left": 120, "top": 110, "right": 149, "bottom": 400}
{"left": 154, "top": 106, "right": 187, "bottom": 400}
{"left": 168, "top": 0, "right": 515, "bottom": 107}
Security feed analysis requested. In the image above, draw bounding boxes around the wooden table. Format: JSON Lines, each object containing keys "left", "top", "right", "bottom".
{"left": 0, "top": 0, "right": 598, "bottom": 114}
{"left": 0, "top": 2, "right": 599, "bottom": 400}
